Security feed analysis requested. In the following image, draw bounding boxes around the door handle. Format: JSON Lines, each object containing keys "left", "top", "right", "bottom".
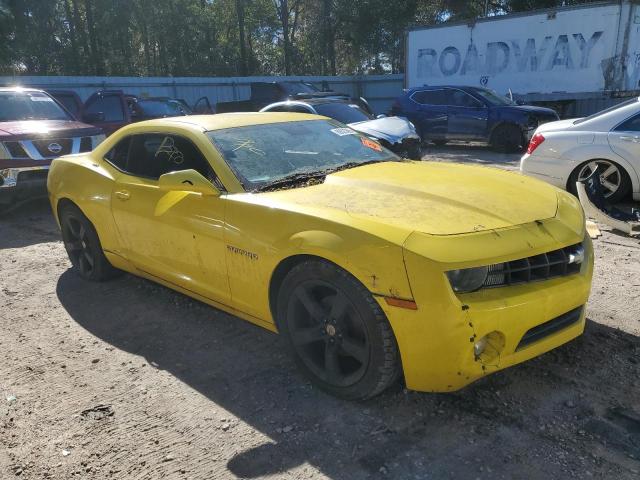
{"left": 115, "top": 190, "right": 130, "bottom": 200}
{"left": 619, "top": 135, "right": 640, "bottom": 142}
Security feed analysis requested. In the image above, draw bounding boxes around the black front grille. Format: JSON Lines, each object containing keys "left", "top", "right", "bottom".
{"left": 484, "top": 242, "right": 583, "bottom": 289}
{"left": 32, "top": 138, "right": 73, "bottom": 157}
{"left": 4, "top": 141, "right": 29, "bottom": 158}
{"left": 516, "top": 306, "right": 583, "bottom": 350}
{"left": 80, "top": 136, "right": 93, "bottom": 152}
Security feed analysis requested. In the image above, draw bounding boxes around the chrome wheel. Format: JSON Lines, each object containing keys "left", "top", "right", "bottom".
{"left": 577, "top": 160, "right": 622, "bottom": 198}
{"left": 287, "top": 280, "right": 369, "bottom": 388}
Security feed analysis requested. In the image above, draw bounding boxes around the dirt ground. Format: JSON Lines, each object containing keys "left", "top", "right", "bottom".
{"left": 1, "top": 146, "right": 639, "bottom": 479}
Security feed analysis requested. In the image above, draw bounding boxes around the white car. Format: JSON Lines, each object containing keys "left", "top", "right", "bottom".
{"left": 520, "top": 98, "right": 640, "bottom": 202}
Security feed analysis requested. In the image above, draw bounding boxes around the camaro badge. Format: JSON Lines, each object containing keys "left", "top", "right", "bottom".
{"left": 227, "top": 245, "right": 258, "bottom": 261}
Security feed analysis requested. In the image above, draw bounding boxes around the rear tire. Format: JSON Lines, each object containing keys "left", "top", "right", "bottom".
{"left": 276, "top": 259, "right": 401, "bottom": 400}
{"left": 490, "top": 124, "right": 524, "bottom": 153}
{"left": 59, "top": 204, "right": 121, "bottom": 281}
{"left": 568, "top": 159, "right": 631, "bottom": 203}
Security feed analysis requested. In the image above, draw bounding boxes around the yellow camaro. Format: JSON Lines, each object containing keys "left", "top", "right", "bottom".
{"left": 47, "top": 113, "right": 593, "bottom": 400}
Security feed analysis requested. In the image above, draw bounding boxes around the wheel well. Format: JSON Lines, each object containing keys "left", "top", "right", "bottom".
{"left": 489, "top": 121, "right": 523, "bottom": 144}
{"left": 55, "top": 198, "right": 81, "bottom": 223}
{"left": 268, "top": 254, "right": 329, "bottom": 326}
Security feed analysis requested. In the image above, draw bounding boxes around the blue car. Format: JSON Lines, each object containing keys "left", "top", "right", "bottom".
{"left": 391, "top": 86, "right": 559, "bottom": 152}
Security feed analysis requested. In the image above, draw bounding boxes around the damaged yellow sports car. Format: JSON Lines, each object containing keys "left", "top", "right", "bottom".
{"left": 48, "top": 113, "right": 593, "bottom": 400}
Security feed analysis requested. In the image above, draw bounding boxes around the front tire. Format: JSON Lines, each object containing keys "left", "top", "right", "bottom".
{"left": 277, "top": 259, "right": 401, "bottom": 400}
{"left": 490, "top": 124, "right": 524, "bottom": 153}
{"left": 59, "top": 204, "right": 121, "bottom": 281}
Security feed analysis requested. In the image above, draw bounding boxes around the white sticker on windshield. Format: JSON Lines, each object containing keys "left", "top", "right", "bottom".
{"left": 330, "top": 127, "right": 357, "bottom": 136}
{"left": 30, "top": 95, "right": 54, "bottom": 102}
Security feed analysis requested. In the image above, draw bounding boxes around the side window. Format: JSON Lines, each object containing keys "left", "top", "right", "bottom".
{"left": 272, "top": 105, "right": 311, "bottom": 113}
{"left": 615, "top": 113, "right": 640, "bottom": 132}
{"left": 85, "top": 95, "right": 125, "bottom": 122}
{"left": 126, "top": 134, "right": 217, "bottom": 183}
{"left": 104, "top": 137, "right": 131, "bottom": 170}
{"left": 57, "top": 95, "right": 80, "bottom": 117}
{"left": 265, "top": 105, "right": 290, "bottom": 112}
{"left": 253, "top": 83, "right": 280, "bottom": 101}
{"left": 411, "top": 90, "right": 447, "bottom": 106}
{"left": 448, "top": 90, "right": 482, "bottom": 108}
{"left": 289, "top": 105, "right": 313, "bottom": 113}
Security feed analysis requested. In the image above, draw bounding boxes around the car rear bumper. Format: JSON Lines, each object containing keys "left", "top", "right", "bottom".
{"left": 520, "top": 153, "right": 573, "bottom": 190}
{"left": 0, "top": 166, "right": 49, "bottom": 205}
{"left": 379, "top": 235, "right": 593, "bottom": 393}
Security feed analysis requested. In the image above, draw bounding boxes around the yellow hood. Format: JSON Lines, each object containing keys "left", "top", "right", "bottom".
{"left": 257, "top": 161, "right": 560, "bottom": 236}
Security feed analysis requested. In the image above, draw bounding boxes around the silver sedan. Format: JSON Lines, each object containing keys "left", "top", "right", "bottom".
{"left": 520, "top": 98, "right": 640, "bottom": 203}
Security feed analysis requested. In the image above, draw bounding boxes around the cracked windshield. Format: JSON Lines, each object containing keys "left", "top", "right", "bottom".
{"left": 207, "top": 119, "right": 398, "bottom": 190}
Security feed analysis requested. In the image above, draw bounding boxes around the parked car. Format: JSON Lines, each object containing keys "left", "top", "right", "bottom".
{"left": 46, "top": 89, "right": 84, "bottom": 119}
{"left": 79, "top": 91, "right": 196, "bottom": 136}
{"left": 260, "top": 99, "right": 421, "bottom": 159}
{"left": 391, "top": 86, "right": 559, "bottom": 152}
{"left": 216, "top": 81, "right": 372, "bottom": 114}
{"left": 0, "top": 87, "right": 104, "bottom": 208}
{"left": 48, "top": 112, "right": 592, "bottom": 400}
{"left": 521, "top": 97, "right": 640, "bottom": 203}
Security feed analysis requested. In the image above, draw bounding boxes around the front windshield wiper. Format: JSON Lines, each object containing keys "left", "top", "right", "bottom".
{"left": 254, "top": 158, "right": 400, "bottom": 192}
{"left": 255, "top": 170, "right": 329, "bottom": 192}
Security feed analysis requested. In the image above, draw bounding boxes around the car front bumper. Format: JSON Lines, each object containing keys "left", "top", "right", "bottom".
{"left": 0, "top": 166, "right": 50, "bottom": 205}
{"left": 378, "top": 229, "right": 593, "bottom": 393}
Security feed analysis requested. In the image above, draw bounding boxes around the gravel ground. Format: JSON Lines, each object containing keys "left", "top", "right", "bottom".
{"left": 1, "top": 147, "right": 639, "bottom": 479}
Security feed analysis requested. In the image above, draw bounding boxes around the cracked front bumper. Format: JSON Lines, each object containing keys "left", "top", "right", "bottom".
{"left": 379, "top": 228, "right": 593, "bottom": 393}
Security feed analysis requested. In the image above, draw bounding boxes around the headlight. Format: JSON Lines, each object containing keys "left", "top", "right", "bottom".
{"left": 92, "top": 134, "right": 106, "bottom": 148}
{"left": 408, "top": 121, "right": 416, "bottom": 130}
{"left": 446, "top": 266, "right": 488, "bottom": 293}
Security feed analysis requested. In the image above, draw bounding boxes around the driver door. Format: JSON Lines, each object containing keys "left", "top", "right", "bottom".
{"left": 105, "top": 132, "right": 230, "bottom": 302}
{"left": 446, "top": 89, "right": 488, "bottom": 140}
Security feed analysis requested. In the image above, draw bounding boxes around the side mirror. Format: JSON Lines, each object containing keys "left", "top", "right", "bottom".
{"left": 376, "top": 114, "right": 387, "bottom": 119}
{"left": 515, "top": 99, "right": 525, "bottom": 106}
{"left": 158, "top": 169, "right": 220, "bottom": 196}
{"left": 83, "top": 112, "right": 105, "bottom": 123}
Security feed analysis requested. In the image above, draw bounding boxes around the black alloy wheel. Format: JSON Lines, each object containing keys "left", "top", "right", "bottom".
{"left": 277, "top": 259, "right": 400, "bottom": 400}
{"left": 59, "top": 204, "right": 121, "bottom": 281}
{"left": 288, "top": 279, "right": 369, "bottom": 387}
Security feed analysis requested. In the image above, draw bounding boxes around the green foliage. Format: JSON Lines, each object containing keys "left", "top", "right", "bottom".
{"left": 0, "top": 0, "right": 598, "bottom": 76}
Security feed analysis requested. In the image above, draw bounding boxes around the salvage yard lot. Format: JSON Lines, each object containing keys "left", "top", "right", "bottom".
{"left": 1, "top": 146, "right": 639, "bottom": 480}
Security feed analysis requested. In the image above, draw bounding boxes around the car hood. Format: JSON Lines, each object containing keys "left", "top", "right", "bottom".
{"left": 0, "top": 120, "right": 101, "bottom": 139}
{"left": 348, "top": 116, "right": 419, "bottom": 143}
{"left": 257, "top": 161, "right": 559, "bottom": 236}
{"left": 503, "top": 105, "right": 558, "bottom": 117}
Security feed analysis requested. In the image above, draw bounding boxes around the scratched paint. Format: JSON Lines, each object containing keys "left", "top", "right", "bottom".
{"left": 406, "top": 2, "right": 640, "bottom": 95}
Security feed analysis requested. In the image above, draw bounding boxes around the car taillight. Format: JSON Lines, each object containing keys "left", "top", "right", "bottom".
{"left": 526, "top": 133, "right": 545, "bottom": 154}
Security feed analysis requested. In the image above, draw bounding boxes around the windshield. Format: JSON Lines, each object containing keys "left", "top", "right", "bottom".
{"left": 471, "top": 88, "right": 514, "bottom": 106}
{"left": 282, "top": 82, "right": 319, "bottom": 94}
{"left": 573, "top": 98, "right": 639, "bottom": 125}
{"left": 314, "top": 103, "right": 373, "bottom": 124}
{"left": 208, "top": 119, "right": 398, "bottom": 190}
{"left": 137, "top": 99, "right": 192, "bottom": 117}
{"left": 0, "top": 91, "right": 73, "bottom": 122}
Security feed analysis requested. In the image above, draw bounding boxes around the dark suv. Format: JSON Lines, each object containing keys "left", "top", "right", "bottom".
{"left": 391, "top": 86, "right": 558, "bottom": 152}
{"left": 0, "top": 88, "right": 104, "bottom": 208}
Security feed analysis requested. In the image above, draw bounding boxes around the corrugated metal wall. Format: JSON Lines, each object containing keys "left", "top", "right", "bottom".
{"left": 0, "top": 75, "right": 405, "bottom": 115}
{"left": 1, "top": 74, "right": 631, "bottom": 117}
